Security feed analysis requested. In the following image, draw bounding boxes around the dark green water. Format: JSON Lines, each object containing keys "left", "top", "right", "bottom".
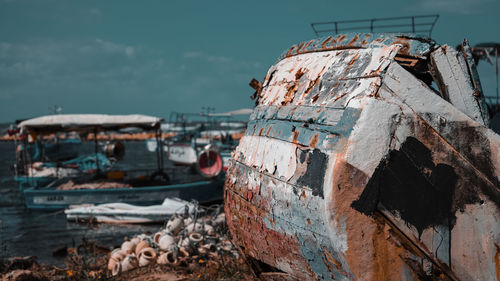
{"left": 0, "top": 141, "right": 162, "bottom": 266}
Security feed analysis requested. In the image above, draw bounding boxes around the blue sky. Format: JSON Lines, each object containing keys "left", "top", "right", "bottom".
{"left": 0, "top": 0, "right": 499, "bottom": 122}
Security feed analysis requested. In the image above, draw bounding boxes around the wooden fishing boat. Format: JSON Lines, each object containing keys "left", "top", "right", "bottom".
{"left": 156, "top": 110, "right": 249, "bottom": 174}
{"left": 224, "top": 33, "right": 500, "bottom": 280}
{"left": 15, "top": 114, "right": 224, "bottom": 210}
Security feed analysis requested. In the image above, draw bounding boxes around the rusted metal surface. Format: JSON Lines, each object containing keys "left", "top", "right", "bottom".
{"left": 225, "top": 33, "right": 500, "bottom": 280}
{"left": 279, "top": 33, "right": 435, "bottom": 60}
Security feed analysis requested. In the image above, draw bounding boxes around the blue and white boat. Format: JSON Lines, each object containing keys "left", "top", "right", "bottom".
{"left": 152, "top": 109, "right": 249, "bottom": 175}
{"left": 15, "top": 114, "right": 224, "bottom": 210}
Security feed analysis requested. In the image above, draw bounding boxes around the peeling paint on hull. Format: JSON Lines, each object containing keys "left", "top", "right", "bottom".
{"left": 225, "top": 33, "right": 500, "bottom": 281}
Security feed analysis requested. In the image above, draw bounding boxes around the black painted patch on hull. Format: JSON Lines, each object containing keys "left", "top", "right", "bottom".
{"left": 297, "top": 149, "right": 328, "bottom": 198}
{"left": 427, "top": 114, "right": 500, "bottom": 188}
{"left": 351, "top": 137, "right": 461, "bottom": 236}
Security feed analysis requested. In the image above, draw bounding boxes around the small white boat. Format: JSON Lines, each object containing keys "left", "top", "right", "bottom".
{"left": 64, "top": 197, "right": 197, "bottom": 224}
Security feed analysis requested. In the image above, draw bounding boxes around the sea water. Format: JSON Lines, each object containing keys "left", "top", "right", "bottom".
{"left": 0, "top": 141, "right": 162, "bottom": 266}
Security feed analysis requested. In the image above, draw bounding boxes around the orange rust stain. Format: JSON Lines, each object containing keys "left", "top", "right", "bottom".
{"left": 495, "top": 244, "right": 500, "bottom": 281}
{"left": 269, "top": 216, "right": 276, "bottom": 225}
{"left": 304, "top": 76, "right": 320, "bottom": 95}
{"left": 246, "top": 190, "right": 254, "bottom": 201}
{"left": 296, "top": 42, "right": 306, "bottom": 53}
{"left": 306, "top": 218, "right": 311, "bottom": 226}
{"left": 323, "top": 248, "right": 348, "bottom": 278}
{"left": 344, "top": 53, "right": 360, "bottom": 73}
{"left": 224, "top": 189, "right": 317, "bottom": 279}
{"left": 394, "top": 56, "right": 419, "bottom": 67}
{"left": 321, "top": 256, "right": 336, "bottom": 280}
{"left": 322, "top": 36, "right": 333, "bottom": 49}
{"left": 330, "top": 159, "right": 412, "bottom": 280}
{"left": 282, "top": 83, "right": 298, "bottom": 105}
{"left": 295, "top": 68, "right": 305, "bottom": 80}
{"left": 258, "top": 127, "right": 264, "bottom": 136}
{"left": 310, "top": 133, "right": 319, "bottom": 148}
{"left": 266, "top": 125, "right": 273, "bottom": 136}
{"left": 292, "top": 130, "right": 300, "bottom": 144}
{"left": 333, "top": 92, "right": 349, "bottom": 102}
{"left": 304, "top": 40, "right": 314, "bottom": 50}
{"left": 281, "top": 68, "right": 306, "bottom": 106}
{"left": 361, "top": 34, "right": 371, "bottom": 46}
{"left": 300, "top": 189, "right": 307, "bottom": 199}
{"left": 324, "top": 249, "right": 342, "bottom": 271}
{"left": 393, "top": 37, "right": 411, "bottom": 56}
{"left": 336, "top": 34, "right": 347, "bottom": 43}
{"left": 286, "top": 46, "right": 296, "bottom": 58}
{"left": 269, "top": 91, "right": 281, "bottom": 106}
{"left": 304, "top": 69, "right": 324, "bottom": 97}
{"left": 347, "top": 34, "right": 360, "bottom": 46}
{"left": 312, "top": 94, "right": 320, "bottom": 103}
{"left": 287, "top": 60, "right": 302, "bottom": 74}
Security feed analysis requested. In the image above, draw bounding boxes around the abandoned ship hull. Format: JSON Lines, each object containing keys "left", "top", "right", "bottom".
{"left": 224, "top": 33, "right": 500, "bottom": 281}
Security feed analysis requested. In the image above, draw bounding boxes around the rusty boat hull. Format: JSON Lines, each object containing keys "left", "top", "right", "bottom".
{"left": 224, "top": 33, "right": 500, "bottom": 281}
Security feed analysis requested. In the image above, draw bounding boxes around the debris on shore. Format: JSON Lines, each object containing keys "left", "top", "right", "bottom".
{"left": 1, "top": 204, "right": 255, "bottom": 281}
{"left": 107, "top": 204, "right": 242, "bottom": 276}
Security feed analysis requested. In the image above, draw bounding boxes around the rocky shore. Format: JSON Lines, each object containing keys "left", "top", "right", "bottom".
{"left": 1, "top": 205, "right": 255, "bottom": 281}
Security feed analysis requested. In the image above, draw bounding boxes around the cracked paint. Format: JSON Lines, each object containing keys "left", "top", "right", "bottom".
{"left": 225, "top": 33, "right": 499, "bottom": 281}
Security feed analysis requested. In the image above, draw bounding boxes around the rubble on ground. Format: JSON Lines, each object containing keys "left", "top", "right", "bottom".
{"left": 1, "top": 204, "right": 255, "bottom": 281}
{"left": 107, "top": 204, "right": 247, "bottom": 279}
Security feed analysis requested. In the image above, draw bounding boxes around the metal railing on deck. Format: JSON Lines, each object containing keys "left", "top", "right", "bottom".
{"left": 311, "top": 15, "right": 439, "bottom": 37}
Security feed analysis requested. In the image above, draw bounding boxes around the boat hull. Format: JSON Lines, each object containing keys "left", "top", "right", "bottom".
{"left": 24, "top": 180, "right": 223, "bottom": 210}
{"left": 225, "top": 33, "right": 500, "bottom": 280}
{"left": 64, "top": 198, "right": 197, "bottom": 223}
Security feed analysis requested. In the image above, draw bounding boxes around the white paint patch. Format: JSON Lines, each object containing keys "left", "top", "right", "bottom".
{"left": 343, "top": 97, "right": 402, "bottom": 175}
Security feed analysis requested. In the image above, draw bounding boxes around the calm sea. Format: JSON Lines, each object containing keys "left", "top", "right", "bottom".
{"left": 0, "top": 141, "right": 161, "bottom": 266}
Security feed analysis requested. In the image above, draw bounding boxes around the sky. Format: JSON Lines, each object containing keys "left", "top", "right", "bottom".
{"left": 0, "top": 0, "right": 499, "bottom": 123}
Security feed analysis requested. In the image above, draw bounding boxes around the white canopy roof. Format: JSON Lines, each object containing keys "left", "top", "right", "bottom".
{"left": 207, "top": 108, "right": 253, "bottom": 117}
{"left": 18, "top": 114, "right": 163, "bottom": 133}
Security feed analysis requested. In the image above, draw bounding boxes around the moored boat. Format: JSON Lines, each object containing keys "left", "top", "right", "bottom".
{"left": 15, "top": 114, "right": 224, "bottom": 210}
{"left": 158, "top": 110, "right": 249, "bottom": 174}
{"left": 64, "top": 197, "right": 198, "bottom": 224}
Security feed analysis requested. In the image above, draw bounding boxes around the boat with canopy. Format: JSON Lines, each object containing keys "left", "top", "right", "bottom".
{"left": 14, "top": 114, "right": 224, "bottom": 210}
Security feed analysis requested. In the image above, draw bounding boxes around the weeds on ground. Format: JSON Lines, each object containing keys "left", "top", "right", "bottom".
{"left": 190, "top": 253, "right": 254, "bottom": 281}
{"left": 64, "top": 220, "right": 111, "bottom": 281}
{"left": 0, "top": 220, "right": 9, "bottom": 273}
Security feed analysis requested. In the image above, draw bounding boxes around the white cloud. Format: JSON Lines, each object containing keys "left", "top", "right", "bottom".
{"left": 0, "top": 39, "right": 265, "bottom": 121}
{"left": 125, "top": 46, "right": 135, "bottom": 57}
{"left": 95, "top": 38, "right": 136, "bottom": 57}
{"left": 183, "top": 51, "right": 202, "bottom": 58}
{"left": 0, "top": 38, "right": 161, "bottom": 100}
{"left": 183, "top": 50, "right": 265, "bottom": 71}
{"left": 183, "top": 51, "right": 231, "bottom": 63}
{"left": 205, "top": 55, "right": 232, "bottom": 63}
{"left": 89, "top": 8, "right": 102, "bottom": 18}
